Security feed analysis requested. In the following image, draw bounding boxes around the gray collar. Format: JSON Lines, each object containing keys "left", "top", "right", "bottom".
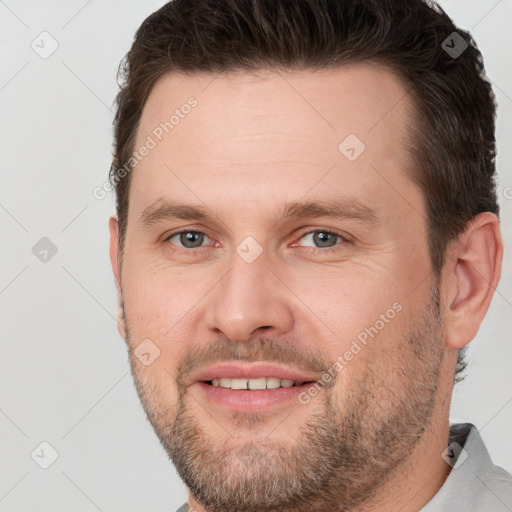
{"left": 421, "top": 422, "right": 512, "bottom": 510}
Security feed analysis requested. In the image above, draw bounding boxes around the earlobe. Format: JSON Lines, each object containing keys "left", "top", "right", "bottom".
{"left": 443, "top": 212, "right": 503, "bottom": 349}
{"left": 109, "top": 216, "right": 127, "bottom": 339}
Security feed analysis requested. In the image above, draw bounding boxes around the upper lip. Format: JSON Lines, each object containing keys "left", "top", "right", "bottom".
{"left": 191, "top": 362, "right": 319, "bottom": 384}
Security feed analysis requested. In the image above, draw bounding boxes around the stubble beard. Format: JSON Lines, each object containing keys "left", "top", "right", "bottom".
{"left": 124, "top": 286, "right": 445, "bottom": 512}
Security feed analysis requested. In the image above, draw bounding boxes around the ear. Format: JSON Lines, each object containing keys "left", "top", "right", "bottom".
{"left": 442, "top": 212, "right": 503, "bottom": 349}
{"left": 109, "top": 216, "right": 127, "bottom": 339}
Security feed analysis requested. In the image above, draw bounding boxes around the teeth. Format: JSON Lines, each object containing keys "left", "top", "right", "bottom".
{"left": 219, "top": 378, "right": 231, "bottom": 388}
{"left": 248, "top": 377, "right": 266, "bottom": 390}
{"left": 230, "top": 378, "right": 248, "bottom": 390}
{"left": 266, "top": 377, "right": 281, "bottom": 389}
{"left": 210, "top": 377, "right": 302, "bottom": 389}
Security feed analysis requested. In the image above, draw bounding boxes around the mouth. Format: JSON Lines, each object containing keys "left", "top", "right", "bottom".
{"left": 205, "top": 377, "right": 308, "bottom": 389}
{"left": 191, "top": 362, "right": 319, "bottom": 412}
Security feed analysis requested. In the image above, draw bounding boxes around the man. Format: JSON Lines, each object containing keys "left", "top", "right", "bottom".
{"left": 108, "top": 0, "right": 512, "bottom": 510}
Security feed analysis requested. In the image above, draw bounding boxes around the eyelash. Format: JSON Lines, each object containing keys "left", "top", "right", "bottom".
{"left": 163, "top": 228, "right": 349, "bottom": 253}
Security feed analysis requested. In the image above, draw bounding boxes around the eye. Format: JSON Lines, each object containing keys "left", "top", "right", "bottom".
{"left": 295, "top": 229, "right": 346, "bottom": 250}
{"left": 164, "top": 228, "right": 348, "bottom": 253}
{"left": 165, "top": 230, "right": 212, "bottom": 249}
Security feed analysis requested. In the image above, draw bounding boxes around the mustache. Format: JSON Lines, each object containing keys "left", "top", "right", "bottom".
{"left": 176, "top": 337, "right": 332, "bottom": 385}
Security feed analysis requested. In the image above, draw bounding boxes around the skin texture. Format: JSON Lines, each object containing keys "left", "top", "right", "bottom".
{"left": 109, "top": 63, "right": 503, "bottom": 511}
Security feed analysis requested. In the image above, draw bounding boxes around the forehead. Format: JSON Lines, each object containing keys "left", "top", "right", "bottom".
{"left": 129, "top": 63, "right": 420, "bottom": 224}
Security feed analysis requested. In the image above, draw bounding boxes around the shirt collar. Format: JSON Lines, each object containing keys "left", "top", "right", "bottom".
{"left": 421, "top": 422, "right": 512, "bottom": 511}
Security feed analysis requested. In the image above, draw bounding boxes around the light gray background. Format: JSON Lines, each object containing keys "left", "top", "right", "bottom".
{"left": 0, "top": 1, "right": 511, "bottom": 510}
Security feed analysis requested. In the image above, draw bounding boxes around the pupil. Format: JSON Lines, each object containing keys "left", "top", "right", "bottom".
{"left": 181, "top": 231, "right": 203, "bottom": 248}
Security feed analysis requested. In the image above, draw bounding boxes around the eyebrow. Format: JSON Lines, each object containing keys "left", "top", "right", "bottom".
{"left": 139, "top": 198, "right": 379, "bottom": 228}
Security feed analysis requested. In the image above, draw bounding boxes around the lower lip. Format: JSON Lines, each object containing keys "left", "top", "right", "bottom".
{"left": 195, "top": 382, "right": 314, "bottom": 412}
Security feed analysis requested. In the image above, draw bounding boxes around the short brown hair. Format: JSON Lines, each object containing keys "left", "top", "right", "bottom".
{"left": 110, "top": 0, "right": 499, "bottom": 381}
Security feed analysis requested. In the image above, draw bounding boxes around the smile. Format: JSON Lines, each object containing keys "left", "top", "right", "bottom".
{"left": 207, "top": 377, "right": 305, "bottom": 389}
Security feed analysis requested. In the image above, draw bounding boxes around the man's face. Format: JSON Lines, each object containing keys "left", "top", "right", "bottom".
{"left": 111, "top": 64, "right": 448, "bottom": 511}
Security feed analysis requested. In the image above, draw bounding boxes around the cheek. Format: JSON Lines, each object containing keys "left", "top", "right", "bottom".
{"left": 129, "top": 354, "right": 181, "bottom": 430}
{"left": 122, "top": 271, "right": 185, "bottom": 412}
{"left": 121, "top": 255, "right": 194, "bottom": 336}
{"left": 305, "top": 276, "right": 403, "bottom": 342}
{"left": 120, "top": 258, "right": 209, "bottom": 381}
{"left": 313, "top": 286, "right": 411, "bottom": 387}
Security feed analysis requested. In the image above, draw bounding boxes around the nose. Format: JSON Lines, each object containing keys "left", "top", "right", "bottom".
{"left": 206, "top": 251, "right": 296, "bottom": 343}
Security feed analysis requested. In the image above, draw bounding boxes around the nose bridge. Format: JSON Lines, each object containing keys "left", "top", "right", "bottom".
{"left": 208, "top": 247, "right": 295, "bottom": 342}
